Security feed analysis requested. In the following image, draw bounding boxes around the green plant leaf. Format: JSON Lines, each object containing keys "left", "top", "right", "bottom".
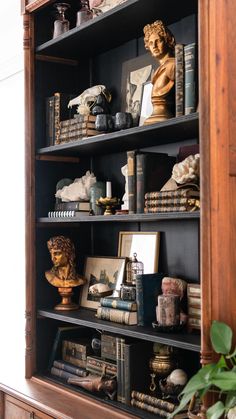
{"left": 181, "top": 364, "right": 217, "bottom": 396}
{"left": 211, "top": 321, "right": 232, "bottom": 354}
{"left": 211, "top": 371, "right": 236, "bottom": 391}
{"left": 226, "top": 346, "right": 236, "bottom": 360}
{"left": 225, "top": 392, "right": 236, "bottom": 409}
{"left": 206, "top": 401, "right": 225, "bottom": 419}
{"left": 168, "top": 392, "right": 194, "bottom": 418}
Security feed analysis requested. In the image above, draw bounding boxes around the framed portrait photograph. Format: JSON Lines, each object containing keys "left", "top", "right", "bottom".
{"left": 80, "top": 256, "right": 126, "bottom": 310}
{"left": 121, "top": 53, "right": 157, "bottom": 125}
{"left": 118, "top": 231, "right": 160, "bottom": 274}
{"left": 139, "top": 81, "right": 153, "bottom": 126}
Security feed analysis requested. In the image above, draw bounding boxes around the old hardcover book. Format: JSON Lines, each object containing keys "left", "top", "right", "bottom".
{"left": 127, "top": 150, "right": 136, "bottom": 213}
{"left": 122, "top": 340, "right": 152, "bottom": 405}
{"left": 136, "top": 153, "right": 175, "bottom": 214}
{"left": 145, "top": 186, "right": 199, "bottom": 200}
{"left": 73, "top": 114, "right": 96, "bottom": 122}
{"left": 145, "top": 197, "right": 195, "bottom": 207}
{"left": 59, "top": 121, "right": 95, "bottom": 134}
{"left": 45, "top": 95, "right": 55, "bottom": 146}
{"left": 131, "top": 391, "right": 175, "bottom": 412}
{"left": 175, "top": 43, "right": 185, "bottom": 117}
{"left": 59, "top": 127, "right": 100, "bottom": 142}
{"left": 53, "top": 360, "right": 88, "bottom": 377}
{"left": 184, "top": 43, "right": 197, "bottom": 115}
{"left": 50, "top": 366, "right": 82, "bottom": 381}
{"left": 144, "top": 202, "right": 199, "bottom": 213}
{"left": 116, "top": 336, "right": 125, "bottom": 403}
{"left": 136, "top": 273, "right": 164, "bottom": 326}
{"left": 62, "top": 338, "right": 92, "bottom": 368}
{"left": 54, "top": 92, "right": 76, "bottom": 145}
{"left": 86, "top": 355, "right": 117, "bottom": 376}
{"left": 55, "top": 201, "right": 90, "bottom": 212}
{"left": 100, "top": 297, "right": 137, "bottom": 312}
{"left": 101, "top": 333, "right": 117, "bottom": 361}
{"left": 96, "top": 306, "right": 137, "bottom": 325}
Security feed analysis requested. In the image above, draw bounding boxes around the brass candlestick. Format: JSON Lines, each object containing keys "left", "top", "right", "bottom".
{"left": 96, "top": 197, "right": 120, "bottom": 215}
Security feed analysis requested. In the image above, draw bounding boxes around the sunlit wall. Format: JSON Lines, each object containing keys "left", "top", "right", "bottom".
{"left": 0, "top": 1, "right": 25, "bottom": 380}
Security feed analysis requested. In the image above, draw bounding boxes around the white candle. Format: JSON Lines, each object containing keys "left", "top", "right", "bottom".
{"left": 106, "top": 181, "right": 112, "bottom": 198}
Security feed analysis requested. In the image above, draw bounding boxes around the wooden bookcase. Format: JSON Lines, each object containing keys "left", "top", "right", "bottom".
{"left": 7, "top": 0, "right": 235, "bottom": 418}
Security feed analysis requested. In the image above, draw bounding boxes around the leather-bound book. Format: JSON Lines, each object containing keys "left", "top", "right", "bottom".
{"left": 184, "top": 43, "right": 198, "bottom": 115}
{"left": 175, "top": 43, "right": 185, "bottom": 117}
{"left": 136, "top": 272, "right": 164, "bottom": 326}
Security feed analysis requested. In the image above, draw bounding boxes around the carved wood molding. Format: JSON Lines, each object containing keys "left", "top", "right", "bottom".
{"left": 25, "top": 310, "right": 33, "bottom": 355}
{"left": 23, "top": 14, "right": 31, "bottom": 50}
{"left": 26, "top": 0, "right": 54, "bottom": 13}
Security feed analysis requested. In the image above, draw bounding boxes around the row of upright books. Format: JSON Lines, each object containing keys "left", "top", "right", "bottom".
{"left": 175, "top": 42, "right": 198, "bottom": 117}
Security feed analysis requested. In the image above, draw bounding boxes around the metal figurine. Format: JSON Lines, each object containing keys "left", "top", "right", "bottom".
{"left": 143, "top": 20, "right": 176, "bottom": 124}
{"left": 45, "top": 236, "right": 86, "bottom": 310}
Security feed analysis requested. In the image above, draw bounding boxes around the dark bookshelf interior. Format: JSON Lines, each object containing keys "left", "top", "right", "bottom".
{"left": 34, "top": 0, "right": 200, "bottom": 417}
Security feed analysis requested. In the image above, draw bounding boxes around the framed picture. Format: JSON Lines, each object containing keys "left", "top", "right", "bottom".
{"left": 118, "top": 231, "right": 160, "bottom": 274}
{"left": 80, "top": 256, "right": 126, "bottom": 310}
{"left": 139, "top": 81, "right": 153, "bottom": 126}
{"left": 121, "top": 53, "right": 157, "bottom": 125}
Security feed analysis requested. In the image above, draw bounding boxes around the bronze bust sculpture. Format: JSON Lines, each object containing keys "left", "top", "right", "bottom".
{"left": 143, "top": 20, "right": 176, "bottom": 124}
{"left": 45, "top": 235, "right": 86, "bottom": 310}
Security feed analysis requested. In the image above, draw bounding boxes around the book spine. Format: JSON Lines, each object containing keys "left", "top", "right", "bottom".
{"left": 131, "top": 391, "right": 175, "bottom": 412}
{"left": 144, "top": 205, "right": 188, "bottom": 213}
{"left": 51, "top": 366, "right": 81, "bottom": 381}
{"left": 175, "top": 43, "right": 184, "bottom": 117}
{"left": 116, "top": 337, "right": 122, "bottom": 403}
{"left": 184, "top": 43, "right": 197, "bottom": 115}
{"left": 86, "top": 357, "right": 117, "bottom": 376}
{"left": 53, "top": 360, "right": 88, "bottom": 377}
{"left": 130, "top": 399, "right": 169, "bottom": 417}
{"left": 55, "top": 201, "right": 90, "bottom": 211}
{"left": 136, "top": 153, "right": 146, "bottom": 214}
{"left": 127, "top": 150, "right": 136, "bottom": 213}
{"left": 144, "top": 188, "right": 197, "bottom": 200}
{"left": 96, "top": 307, "right": 137, "bottom": 325}
{"left": 145, "top": 197, "right": 190, "bottom": 207}
{"left": 124, "top": 343, "right": 131, "bottom": 405}
{"left": 136, "top": 275, "right": 144, "bottom": 326}
{"left": 45, "top": 96, "right": 55, "bottom": 146}
{"left": 100, "top": 298, "right": 137, "bottom": 311}
{"left": 60, "top": 122, "right": 95, "bottom": 133}
{"left": 54, "top": 92, "right": 61, "bottom": 145}
{"left": 120, "top": 338, "right": 126, "bottom": 404}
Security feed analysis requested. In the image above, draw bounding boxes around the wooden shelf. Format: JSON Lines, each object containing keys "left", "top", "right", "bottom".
{"left": 35, "top": 0, "right": 197, "bottom": 60}
{"left": 37, "top": 113, "right": 199, "bottom": 157}
{"left": 37, "top": 212, "right": 200, "bottom": 225}
{"left": 38, "top": 308, "right": 200, "bottom": 352}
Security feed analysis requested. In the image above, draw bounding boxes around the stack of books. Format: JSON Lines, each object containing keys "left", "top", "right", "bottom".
{"left": 144, "top": 186, "right": 200, "bottom": 213}
{"left": 58, "top": 114, "right": 100, "bottom": 144}
{"left": 187, "top": 283, "right": 201, "bottom": 332}
{"left": 96, "top": 297, "right": 138, "bottom": 325}
{"left": 131, "top": 391, "right": 176, "bottom": 417}
{"left": 48, "top": 200, "right": 91, "bottom": 218}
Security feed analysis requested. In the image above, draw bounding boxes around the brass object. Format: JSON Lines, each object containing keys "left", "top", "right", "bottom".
{"left": 126, "top": 252, "right": 144, "bottom": 285}
{"left": 143, "top": 20, "right": 176, "bottom": 124}
{"left": 45, "top": 236, "right": 86, "bottom": 310}
{"left": 96, "top": 197, "right": 120, "bottom": 215}
{"left": 149, "top": 346, "right": 176, "bottom": 394}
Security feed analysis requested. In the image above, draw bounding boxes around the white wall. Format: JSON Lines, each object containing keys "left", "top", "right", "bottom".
{"left": 0, "top": 1, "right": 25, "bottom": 381}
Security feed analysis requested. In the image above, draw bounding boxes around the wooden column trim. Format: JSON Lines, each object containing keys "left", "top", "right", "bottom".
{"left": 24, "top": 12, "right": 36, "bottom": 379}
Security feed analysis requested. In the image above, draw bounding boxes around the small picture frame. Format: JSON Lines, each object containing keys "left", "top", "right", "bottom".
{"left": 139, "top": 81, "right": 153, "bottom": 126}
{"left": 121, "top": 53, "right": 156, "bottom": 125}
{"left": 80, "top": 256, "right": 126, "bottom": 310}
{"left": 118, "top": 231, "right": 160, "bottom": 274}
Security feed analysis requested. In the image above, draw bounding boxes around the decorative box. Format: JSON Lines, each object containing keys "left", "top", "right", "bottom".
{"left": 62, "top": 338, "right": 92, "bottom": 368}
{"left": 101, "top": 334, "right": 117, "bottom": 361}
{"left": 120, "top": 284, "right": 136, "bottom": 301}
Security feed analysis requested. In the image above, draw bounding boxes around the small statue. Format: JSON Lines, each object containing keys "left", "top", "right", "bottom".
{"left": 68, "top": 374, "right": 117, "bottom": 400}
{"left": 143, "top": 20, "right": 176, "bottom": 124}
{"left": 45, "top": 236, "right": 86, "bottom": 310}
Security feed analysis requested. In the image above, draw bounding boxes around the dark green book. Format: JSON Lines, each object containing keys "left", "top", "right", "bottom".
{"left": 136, "top": 273, "right": 164, "bottom": 326}
{"left": 184, "top": 43, "right": 197, "bottom": 114}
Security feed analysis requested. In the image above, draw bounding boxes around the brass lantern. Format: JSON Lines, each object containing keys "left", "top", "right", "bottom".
{"left": 126, "top": 253, "right": 144, "bottom": 285}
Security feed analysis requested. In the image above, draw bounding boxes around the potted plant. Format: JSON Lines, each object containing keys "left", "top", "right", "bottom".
{"left": 169, "top": 321, "right": 236, "bottom": 419}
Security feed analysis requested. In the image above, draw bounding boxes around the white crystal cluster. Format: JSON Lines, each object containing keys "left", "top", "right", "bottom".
{"left": 172, "top": 153, "right": 200, "bottom": 185}
{"left": 55, "top": 171, "right": 96, "bottom": 202}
